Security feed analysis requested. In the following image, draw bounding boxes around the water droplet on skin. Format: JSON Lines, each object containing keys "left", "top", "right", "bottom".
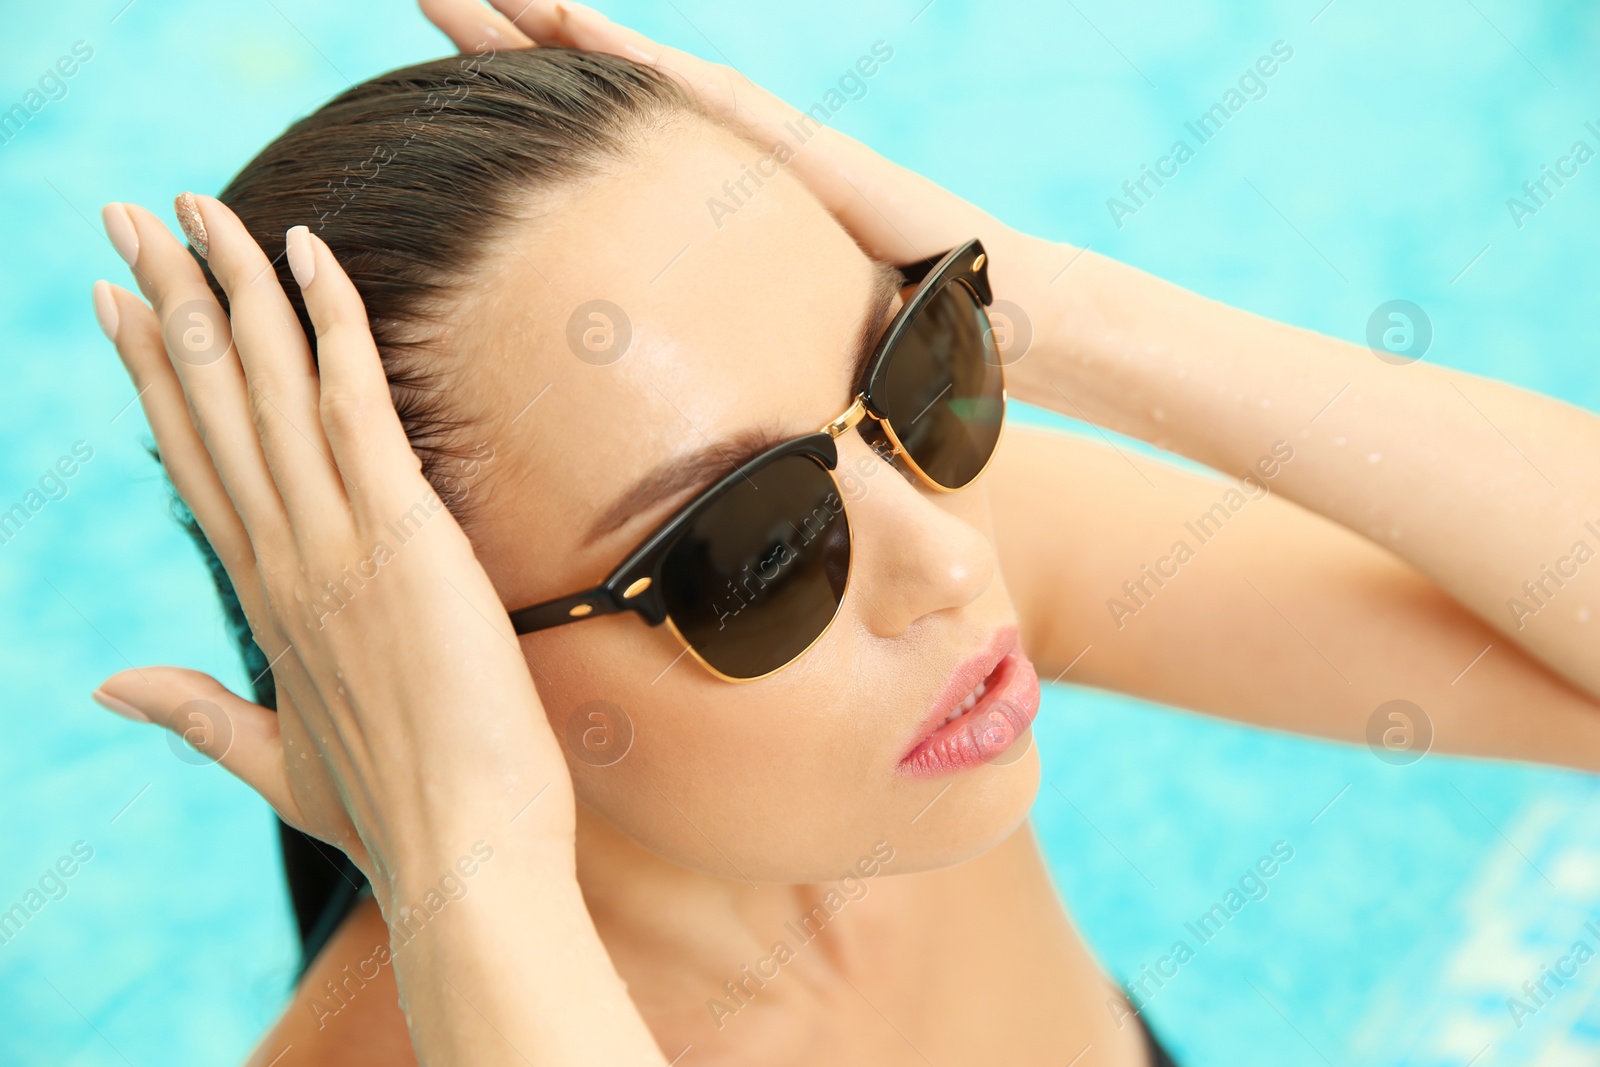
{"left": 1152, "top": 408, "right": 1166, "bottom": 422}
{"left": 1367, "top": 453, "right": 1382, "bottom": 463}
{"left": 1579, "top": 606, "right": 1592, "bottom": 624}
{"left": 1333, "top": 436, "right": 1347, "bottom": 446}
{"left": 1259, "top": 398, "right": 1271, "bottom": 408}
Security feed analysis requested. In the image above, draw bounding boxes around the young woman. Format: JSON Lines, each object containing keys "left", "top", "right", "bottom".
{"left": 86, "top": 1, "right": 1600, "bottom": 1064}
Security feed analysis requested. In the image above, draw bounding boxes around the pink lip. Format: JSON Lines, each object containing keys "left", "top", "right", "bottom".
{"left": 897, "top": 626, "right": 1041, "bottom": 778}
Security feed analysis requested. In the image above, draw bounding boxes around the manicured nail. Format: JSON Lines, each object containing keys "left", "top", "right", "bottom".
{"left": 285, "top": 225, "right": 316, "bottom": 288}
{"left": 92, "top": 281, "right": 119, "bottom": 342}
{"left": 174, "top": 191, "right": 209, "bottom": 258}
{"left": 101, "top": 202, "right": 139, "bottom": 265}
{"left": 92, "top": 688, "right": 151, "bottom": 724}
{"left": 557, "top": 1, "right": 608, "bottom": 24}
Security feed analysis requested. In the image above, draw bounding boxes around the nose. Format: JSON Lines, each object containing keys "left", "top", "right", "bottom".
{"left": 836, "top": 432, "right": 996, "bottom": 638}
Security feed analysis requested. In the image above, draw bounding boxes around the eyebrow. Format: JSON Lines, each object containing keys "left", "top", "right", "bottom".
{"left": 580, "top": 259, "right": 905, "bottom": 546}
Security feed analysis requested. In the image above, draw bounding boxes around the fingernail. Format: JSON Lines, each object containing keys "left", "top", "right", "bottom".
{"left": 92, "top": 688, "right": 151, "bottom": 724}
{"left": 285, "top": 225, "right": 316, "bottom": 288}
{"left": 174, "top": 192, "right": 210, "bottom": 259}
{"left": 101, "top": 202, "right": 139, "bottom": 265}
{"left": 92, "top": 281, "right": 119, "bottom": 342}
{"left": 557, "top": 1, "right": 608, "bottom": 24}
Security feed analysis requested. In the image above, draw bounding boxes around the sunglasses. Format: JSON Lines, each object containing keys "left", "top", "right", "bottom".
{"left": 509, "top": 239, "right": 1006, "bottom": 682}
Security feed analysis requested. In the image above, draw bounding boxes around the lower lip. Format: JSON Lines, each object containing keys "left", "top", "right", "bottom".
{"left": 897, "top": 649, "right": 1041, "bottom": 778}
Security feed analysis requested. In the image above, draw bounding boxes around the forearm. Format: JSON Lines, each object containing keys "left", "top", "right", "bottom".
{"left": 384, "top": 840, "right": 665, "bottom": 1067}
{"left": 1011, "top": 246, "right": 1600, "bottom": 698}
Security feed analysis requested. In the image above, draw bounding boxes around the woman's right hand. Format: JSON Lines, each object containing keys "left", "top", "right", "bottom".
{"left": 92, "top": 195, "right": 576, "bottom": 910}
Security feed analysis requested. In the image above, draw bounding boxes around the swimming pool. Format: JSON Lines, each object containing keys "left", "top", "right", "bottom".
{"left": 2, "top": 1, "right": 1596, "bottom": 1063}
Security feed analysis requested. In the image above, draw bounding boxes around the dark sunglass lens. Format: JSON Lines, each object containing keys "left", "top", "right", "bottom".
{"left": 659, "top": 454, "right": 850, "bottom": 680}
{"left": 876, "top": 279, "right": 1003, "bottom": 488}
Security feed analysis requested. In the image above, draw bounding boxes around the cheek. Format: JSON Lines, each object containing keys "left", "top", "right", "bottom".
{"left": 526, "top": 613, "right": 918, "bottom": 879}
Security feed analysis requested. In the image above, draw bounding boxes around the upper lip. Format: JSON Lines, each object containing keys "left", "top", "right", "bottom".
{"left": 901, "top": 625, "right": 1019, "bottom": 757}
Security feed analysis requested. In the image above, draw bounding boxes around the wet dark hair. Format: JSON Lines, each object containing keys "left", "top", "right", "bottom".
{"left": 161, "top": 47, "right": 699, "bottom": 972}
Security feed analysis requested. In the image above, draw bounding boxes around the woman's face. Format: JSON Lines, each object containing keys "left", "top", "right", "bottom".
{"left": 451, "top": 116, "right": 1040, "bottom": 883}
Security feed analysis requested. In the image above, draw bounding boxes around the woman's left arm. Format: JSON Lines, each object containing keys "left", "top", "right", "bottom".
{"left": 1005, "top": 252, "right": 1600, "bottom": 704}
{"left": 984, "top": 423, "right": 1600, "bottom": 771}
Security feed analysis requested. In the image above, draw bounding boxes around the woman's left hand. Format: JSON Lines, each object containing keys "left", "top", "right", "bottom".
{"left": 419, "top": 0, "right": 1079, "bottom": 348}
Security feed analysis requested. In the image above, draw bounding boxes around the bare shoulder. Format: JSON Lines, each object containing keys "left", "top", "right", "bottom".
{"left": 242, "top": 895, "right": 415, "bottom": 1067}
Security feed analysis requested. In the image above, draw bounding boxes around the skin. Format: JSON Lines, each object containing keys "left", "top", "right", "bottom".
{"left": 454, "top": 118, "right": 1042, "bottom": 884}
{"left": 88, "top": 2, "right": 1600, "bottom": 1065}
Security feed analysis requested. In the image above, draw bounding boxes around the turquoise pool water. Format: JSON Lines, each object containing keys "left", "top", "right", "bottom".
{"left": 2, "top": 2, "right": 1597, "bottom": 1063}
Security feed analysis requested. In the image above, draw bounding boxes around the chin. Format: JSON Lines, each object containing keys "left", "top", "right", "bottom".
{"left": 876, "top": 742, "right": 1043, "bottom": 876}
{"left": 573, "top": 736, "right": 1043, "bottom": 885}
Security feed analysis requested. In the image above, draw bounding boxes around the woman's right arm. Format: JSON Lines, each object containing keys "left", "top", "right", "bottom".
{"left": 91, "top": 198, "right": 666, "bottom": 1066}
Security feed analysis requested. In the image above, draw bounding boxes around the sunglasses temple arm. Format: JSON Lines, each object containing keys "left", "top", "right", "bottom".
{"left": 893, "top": 244, "right": 992, "bottom": 304}
{"left": 507, "top": 585, "right": 622, "bottom": 635}
{"left": 895, "top": 250, "right": 945, "bottom": 288}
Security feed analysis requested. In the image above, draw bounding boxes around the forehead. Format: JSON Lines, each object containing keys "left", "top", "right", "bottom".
{"left": 454, "top": 119, "right": 886, "bottom": 588}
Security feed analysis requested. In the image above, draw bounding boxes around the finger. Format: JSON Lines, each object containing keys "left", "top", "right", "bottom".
{"left": 106, "top": 200, "right": 295, "bottom": 557}
{"left": 187, "top": 195, "right": 350, "bottom": 544}
{"left": 482, "top": 0, "right": 563, "bottom": 40}
{"left": 286, "top": 227, "right": 433, "bottom": 525}
{"left": 95, "top": 279, "right": 258, "bottom": 582}
{"left": 495, "top": 1, "right": 998, "bottom": 261}
{"left": 92, "top": 667, "right": 302, "bottom": 830}
{"left": 419, "top": 0, "right": 533, "bottom": 51}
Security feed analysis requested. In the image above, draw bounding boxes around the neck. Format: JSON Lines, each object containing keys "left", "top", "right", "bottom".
{"left": 573, "top": 804, "right": 848, "bottom": 982}
{"left": 569, "top": 807, "right": 1144, "bottom": 1066}
{"left": 573, "top": 804, "right": 868, "bottom": 1059}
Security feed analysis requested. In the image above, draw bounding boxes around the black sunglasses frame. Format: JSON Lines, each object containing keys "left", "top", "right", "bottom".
{"left": 507, "top": 238, "right": 998, "bottom": 676}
